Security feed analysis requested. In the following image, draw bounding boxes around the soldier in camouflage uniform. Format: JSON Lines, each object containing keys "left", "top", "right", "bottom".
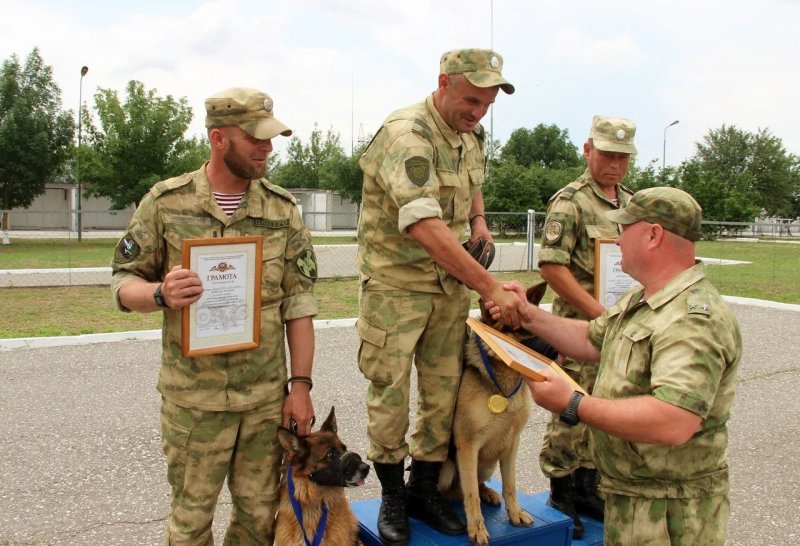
{"left": 536, "top": 115, "right": 637, "bottom": 537}
{"left": 356, "top": 48, "right": 518, "bottom": 545}
{"left": 495, "top": 187, "right": 741, "bottom": 546}
{"left": 111, "top": 88, "right": 318, "bottom": 546}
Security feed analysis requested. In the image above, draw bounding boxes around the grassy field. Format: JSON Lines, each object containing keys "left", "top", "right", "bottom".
{"left": 1, "top": 237, "right": 797, "bottom": 338}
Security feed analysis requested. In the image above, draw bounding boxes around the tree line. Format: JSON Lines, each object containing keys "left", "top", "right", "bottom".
{"left": 2, "top": 48, "right": 799, "bottom": 231}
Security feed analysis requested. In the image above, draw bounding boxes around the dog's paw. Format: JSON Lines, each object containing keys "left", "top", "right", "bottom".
{"left": 478, "top": 483, "right": 501, "bottom": 506}
{"left": 508, "top": 508, "right": 534, "bottom": 527}
{"left": 467, "top": 521, "right": 490, "bottom": 546}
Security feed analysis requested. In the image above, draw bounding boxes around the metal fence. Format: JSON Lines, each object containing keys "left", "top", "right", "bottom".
{"left": 2, "top": 210, "right": 799, "bottom": 289}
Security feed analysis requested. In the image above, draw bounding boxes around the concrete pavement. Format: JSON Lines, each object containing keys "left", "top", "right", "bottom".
{"left": 1, "top": 302, "right": 799, "bottom": 545}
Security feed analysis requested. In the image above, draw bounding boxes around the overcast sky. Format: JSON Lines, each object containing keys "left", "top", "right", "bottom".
{"left": 1, "top": 0, "right": 797, "bottom": 170}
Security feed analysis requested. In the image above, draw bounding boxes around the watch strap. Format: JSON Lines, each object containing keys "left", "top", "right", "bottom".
{"left": 559, "top": 391, "right": 584, "bottom": 426}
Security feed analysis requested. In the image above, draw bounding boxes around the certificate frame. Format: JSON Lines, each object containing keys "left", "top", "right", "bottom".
{"left": 181, "top": 236, "right": 262, "bottom": 357}
{"left": 466, "top": 317, "right": 586, "bottom": 395}
{"left": 594, "top": 238, "right": 637, "bottom": 308}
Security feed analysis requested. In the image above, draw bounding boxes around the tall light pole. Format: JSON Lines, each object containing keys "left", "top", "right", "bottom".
{"left": 662, "top": 119, "right": 679, "bottom": 169}
{"left": 77, "top": 65, "right": 88, "bottom": 242}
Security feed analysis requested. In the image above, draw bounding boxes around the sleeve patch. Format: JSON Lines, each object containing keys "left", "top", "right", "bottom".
{"left": 544, "top": 221, "right": 564, "bottom": 244}
{"left": 115, "top": 234, "right": 140, "bottom": 263}
{"left": 404, "top": 156, "right": 431, "bottom": 186}
{"left": 295, "top": 249, "right": 318, "bottom": 280}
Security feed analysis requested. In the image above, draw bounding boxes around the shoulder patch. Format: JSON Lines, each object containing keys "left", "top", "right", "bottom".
{"left": 544, "top": 221, "right": 564, "bottom": 244}
{"left": 295, "top": 249, "right": 318, "bottom": 280}
{"left": 405, "top": 156, "right": 431, "bottom": 186}
{"left": 114, "top": 234, "right": 140, "bottom": 263}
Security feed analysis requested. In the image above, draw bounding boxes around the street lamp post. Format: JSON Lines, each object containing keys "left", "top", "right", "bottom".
{"left": 662, "top": 119, "right": 679, "bottom": 169}
{"left": 77, "top": 66, "right": 88, "bottom": 242}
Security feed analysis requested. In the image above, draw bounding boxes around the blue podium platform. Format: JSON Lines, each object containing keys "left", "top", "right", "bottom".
{"left": 352, "top": 481, "right": 603, "bottom": 545}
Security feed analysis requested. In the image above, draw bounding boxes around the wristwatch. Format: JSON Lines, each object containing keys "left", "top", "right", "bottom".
{"left": 560, "top": 391, "right": 584, "bottom": 426}
{"left": 153, "top": 283, "right": 169, "bottom": 308}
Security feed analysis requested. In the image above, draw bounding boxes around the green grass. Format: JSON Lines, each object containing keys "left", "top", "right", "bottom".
{"left": 0, "top": 237, "right": 797, "bottom": 338}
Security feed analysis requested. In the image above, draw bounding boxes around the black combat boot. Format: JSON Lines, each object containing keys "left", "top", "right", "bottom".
{"left": 548, "top": 475, "right": 584, "bottom": 539}
{"left": 574, "top": 467, "right": 605, "bottom": 521}
{"left": 406, "top": 459, "right": 466, "bottom": 535}
{"left": 374, "top": 462, "right": 409, "bottom": 546}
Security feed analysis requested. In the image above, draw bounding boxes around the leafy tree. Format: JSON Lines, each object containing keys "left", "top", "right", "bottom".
{"left": 680, "top": 125, "right": 799, "bottom": 220}
{"left": 321, "top": 141, "right": 367, "bottom": 206}
{"left": 625, "top": 159, "right": 680, "bottom": 192}
{"left": 271, "top": 124, "right": 346, "bottom": 189}
{"left": 500, "top": 124, "right": 582, "bottom": 169}
{"left": 0, "top": 48, "right": 74, "bottom": 230}
{"left": 80, "top": 80, "right": 207, "bottom": 208}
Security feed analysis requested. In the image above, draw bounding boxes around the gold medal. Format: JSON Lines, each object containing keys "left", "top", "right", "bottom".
{"left": 488, "top": 394, "right": 508, "bottom": 414}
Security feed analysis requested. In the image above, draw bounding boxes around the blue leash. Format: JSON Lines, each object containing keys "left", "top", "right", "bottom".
{"left": 287, "top": 466, "right": 329, "bottom": 546}
{"left": 476, "top": 335, "right": 523, "bottom": 398}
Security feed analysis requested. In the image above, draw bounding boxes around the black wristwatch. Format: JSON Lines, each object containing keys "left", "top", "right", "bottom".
{"left": 560, "top": 391, "right": 584, "bottom": 426}
{"left": 153, "top": 283, "right": 169, "bottom": 308}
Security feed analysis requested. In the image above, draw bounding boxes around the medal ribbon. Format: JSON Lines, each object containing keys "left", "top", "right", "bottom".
{"left": 288, "top": 466, "right": 328, "bottom": 546}
{"left": 476, "top": 335, "right": 523, "bottom": 398}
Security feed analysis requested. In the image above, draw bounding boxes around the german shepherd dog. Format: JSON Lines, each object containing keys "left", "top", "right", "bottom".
{"left": 275, "top": 407, "right": 370, "bottom": 546}
{"left": 438, "top": 282, "right": 556, "bottom": 546}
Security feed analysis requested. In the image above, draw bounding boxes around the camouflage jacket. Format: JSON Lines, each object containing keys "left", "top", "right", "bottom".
{"left": 111, "top": 165, "right": 318, "bottom": 411}
{"left": 538, "top": 169, "right": 633, "bottom": 320}
{"left": 587, "top": 264, "right": 742, "bottom": 498}
{"left": 357, "top": 94, "right": 485, "bottom": 294}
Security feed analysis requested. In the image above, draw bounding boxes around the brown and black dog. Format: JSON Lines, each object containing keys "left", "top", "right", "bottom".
{"left": 275, "top": 407, "right": 370, "bottom": 546}
{"left": 438, "top": 282, "right": 557, "bottom": 546}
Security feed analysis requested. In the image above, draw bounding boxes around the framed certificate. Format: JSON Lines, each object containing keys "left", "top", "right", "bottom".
{"left": 466, "top": 317, "right": 586, "bottom": 395}
{"left": 181, "top": 236, "right": 262, "bottom": 357}
{"left": 594, "top": 238, "right": 637, "bottom": 308}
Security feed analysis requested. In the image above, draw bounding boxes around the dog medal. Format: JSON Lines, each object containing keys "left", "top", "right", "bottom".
{"left": 488, "top": 394, "right": 508, "bottom": 414}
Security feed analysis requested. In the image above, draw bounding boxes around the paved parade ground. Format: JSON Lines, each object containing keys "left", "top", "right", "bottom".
{"left": 1, "top": 301, "right": 799, "bottom": 545}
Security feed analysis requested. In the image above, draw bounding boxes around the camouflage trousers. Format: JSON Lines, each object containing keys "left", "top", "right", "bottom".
{"left": 539, "top": 362, "right": 598, "bottom": 477}
{"left": 604, "top": 493, "right": 730, "bottom": 546}
{"left": 160, "top": 397, "right": 284, "bottom": 546}
{"left": 357, "top": 278, "right": 470, "bottom": 464}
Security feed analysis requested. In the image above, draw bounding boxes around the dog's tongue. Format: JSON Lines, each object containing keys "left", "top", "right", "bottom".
{"left": 356, "top": 478, "right": 366, "bottom": 486}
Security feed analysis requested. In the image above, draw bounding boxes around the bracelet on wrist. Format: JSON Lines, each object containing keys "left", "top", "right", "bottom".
{"left": 469, "top": 214, "right": 486, "bottom": 226}
{"left": 285, "top": 375, "right": 313, "bottom": 394}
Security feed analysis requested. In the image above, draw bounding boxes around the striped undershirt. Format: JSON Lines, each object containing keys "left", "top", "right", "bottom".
{"left": 213, "top": 191, "right": 245, "bottom": 217}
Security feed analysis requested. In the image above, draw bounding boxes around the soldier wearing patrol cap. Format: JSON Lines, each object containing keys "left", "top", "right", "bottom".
{"left": 495, "top": 186, "right": 741, "bottom": 546}
{"left": 112, "top": 87, "right": 318, "bottom": 545}
{"left": 536, "top": 115, "right": 637, "bottom": 537}
{"left": 356, "top": 48, "right": 517, "bottom": 544}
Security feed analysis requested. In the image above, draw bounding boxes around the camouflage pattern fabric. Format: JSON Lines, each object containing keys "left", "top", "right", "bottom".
{"left": 357, "top": 278, "right": 471, "bottom": 463}
{"left": 585, "top": 264, "right": 741, "bottom": 539}
{"left": 536, "top": 168, "right": 633, "bottom": 476}
{"left": 111, "top": 165, "right": 317, "bottom": 544}
{"left": 357, "top": 94, "right": 484, "bottom": 296}
{"left": 111, "top": 165, "right": 318, "bottom": 412}
{"left": 604, "top": 493, "right": 730, "bottom": 546}
{"left": 161, "top": 397, "right": 283, "bottom": 545}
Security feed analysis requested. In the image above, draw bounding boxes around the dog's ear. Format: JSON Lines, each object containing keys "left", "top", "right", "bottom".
{"left": 527, "top": 281, "right": 548, "bottom": 306}
{"left": 320, "top": 406, "right": 337, "bottom": 434}
{"left": 276, "top": 426, "right": 309, "bottom": 460}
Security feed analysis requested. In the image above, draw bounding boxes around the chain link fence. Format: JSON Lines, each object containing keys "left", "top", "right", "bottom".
{"left": 2, "top": 210, "right": 799, "bottom": 291}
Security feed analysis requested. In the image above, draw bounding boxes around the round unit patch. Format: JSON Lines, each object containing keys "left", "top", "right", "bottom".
{"left": 404, "top": 156, "right": 430, "bottom": 186}
{"left": 544, "top": 221, "right": 564, "bottom": 244}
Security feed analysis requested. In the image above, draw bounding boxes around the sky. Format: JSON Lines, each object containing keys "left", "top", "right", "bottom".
{"left": 1, "top": 0, "right": 797, "bottom": 171}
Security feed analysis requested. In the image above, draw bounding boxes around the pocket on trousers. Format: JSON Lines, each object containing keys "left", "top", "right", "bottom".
{"left": 357, "top": 318, "right": 389, "bottom": 383}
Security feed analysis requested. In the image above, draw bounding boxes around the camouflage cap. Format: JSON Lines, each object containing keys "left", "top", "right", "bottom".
{"left": 440, "top": 48, "right": 515, "bottom": 94}
{"left": 590, "top": 115, "right": 637, "bottom": 154}
{"left": 606, "top": 187, "right": 703, "bottom": 241}
{"left": 205, "top": 87, "right": 292, "bottom": 140}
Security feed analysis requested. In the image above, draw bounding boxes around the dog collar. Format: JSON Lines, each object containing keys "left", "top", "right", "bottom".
{"left": 476, "top": 336, "right": 523, "bottom": 399}
{"left": 287, "top": 465, "right": 328, "bottom": 546}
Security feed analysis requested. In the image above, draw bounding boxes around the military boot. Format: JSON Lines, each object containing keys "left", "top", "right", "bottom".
{"left": 548, "top": 475, "right": 584, "bottom": 539}
{"left": 406, "top": 459, "right": 466, "bottom": 535}
{"left": 373, "top": 462, "right": 409, "bottom": 546}
{"left": 574, "top": 467, "right": 605, "bottom": 521}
